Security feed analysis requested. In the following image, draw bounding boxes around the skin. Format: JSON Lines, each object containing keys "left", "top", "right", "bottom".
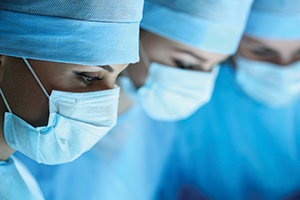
{"left": 237, "top": 35, "right": 300, "bottom": 66}
{"left": 126, "top": 29, "right": 229, "bottom": 88}
{"left": 0, "top": 55, "right": 127, "bottom": 161}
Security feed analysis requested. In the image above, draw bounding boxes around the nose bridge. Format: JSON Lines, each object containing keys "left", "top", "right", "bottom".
{"left": 102, "top": 75, "right": 116, "bottom": 90}
{"left": 278, "top": 52, "right": 294, "bottom": 66}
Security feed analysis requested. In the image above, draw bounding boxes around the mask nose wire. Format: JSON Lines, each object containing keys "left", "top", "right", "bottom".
{"left": 22, "top": 58, "right": 50, "bottom": 99}
{"left": 139, "top": 41, "right": 150, "bottom": 70}
{"left": 0, "top": 88, "right": 12, "bottom": 113}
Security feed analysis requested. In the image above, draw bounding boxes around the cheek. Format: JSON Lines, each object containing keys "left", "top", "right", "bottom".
{"left": 1, "top": 67, "right": 49, "bottom": 127}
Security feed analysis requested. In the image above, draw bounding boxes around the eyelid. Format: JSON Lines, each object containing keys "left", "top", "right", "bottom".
{"left": 75, "top": 71, "right": 104, "bottom": 79}
{"left": 74, "top": 71, "right": 104, "bottom": 86}
{"left": 174, "top": 59, "right": 203, "bottom": 70}
{"left": 252, "top": 49, "right": 275, "bottom": 55}
{"left": 172, "top": 51, "right": 205, "bottom": 64}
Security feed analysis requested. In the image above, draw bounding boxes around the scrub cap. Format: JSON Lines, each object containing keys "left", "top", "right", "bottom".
{"left": 141, "top": 0, "right": 253, "bottom": 54}
{"left": 0, "top": 0, "right": 143, "bottom": 65}
{"left": 245, "top": 0, "right": 300, "bottom": 39}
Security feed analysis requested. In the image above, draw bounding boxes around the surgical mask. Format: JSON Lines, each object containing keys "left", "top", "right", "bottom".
{"left": 1, "top": 58, "right": 119, "bottom": 165}
{"left": 119, "top": 62, "right": 220, "bottom": 121}
{"left": 235, "top": 56, "right": 300, "bottom": 107}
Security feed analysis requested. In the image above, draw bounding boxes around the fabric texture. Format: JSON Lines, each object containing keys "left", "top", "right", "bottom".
{"left": 245, "top": 0, "right": 300, "bottom": 39}
{"left": 0, "top": 0, "right": 144, "bottom": 65}
{"left": 141, "top": 0, "right": 253, "bottom": 54}
{"left": 0, "top": 156, "right": 44, "bottom": 200}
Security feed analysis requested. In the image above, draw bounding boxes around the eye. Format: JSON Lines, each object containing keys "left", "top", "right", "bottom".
{"left": 174, "top": 59, "right": 204, "bottom": 70}
{"left": 174, "top": 60, "right": 194, "bottom": 70}
{"left": 251, "top": 48, "right": 274, "bottom": 56}
{"left": 75, "top": 72, "right": 104, "bottom": 86}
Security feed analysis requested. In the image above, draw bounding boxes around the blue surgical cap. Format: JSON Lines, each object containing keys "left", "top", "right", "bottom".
{"left": 141, "top": 0, "right": 253, "bottom": 55}
{"left": 0, "top": 0, "right": 143, "bottom": 65}
{"left": 245, "top": 0, "right": 300, "bottom": 39}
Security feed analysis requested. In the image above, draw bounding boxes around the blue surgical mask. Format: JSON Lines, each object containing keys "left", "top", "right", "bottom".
{"left": 119, "top": 62, "right": 220, "bottom": 121}
{"left": 1, "top": 58, "right": 119, "bottom": 165}
{"left": 235, "top": 56, "right": 300, "bottom": 107}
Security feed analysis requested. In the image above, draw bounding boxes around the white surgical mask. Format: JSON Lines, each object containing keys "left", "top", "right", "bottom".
{"left": 1, "top": 58, "right": 119, "bottom": 165}
{"left": 119, "top": 62, "right": 220, "bottom": 121}
{"left": 235, "top": 55, "right": 300, "bottom": 107}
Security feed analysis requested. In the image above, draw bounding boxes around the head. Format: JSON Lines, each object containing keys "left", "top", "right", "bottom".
{"left": 120, "top": 0, "right": 252, "bottom": 121}
{"left": 233, "top": 0, "right": 300, "bottom": 108}
{"left": 0, "top": 0, "right": 143, "bottom": 163}
{"left": 125, "top": 0, "right": 253, "bottom": 88}
{"left": 0, "top": 55, "right": 127, "bottom": 127}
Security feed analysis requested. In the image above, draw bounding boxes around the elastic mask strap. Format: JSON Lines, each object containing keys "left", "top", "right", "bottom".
{"left": 0, "top": 88, "right": 12, "bottom": 113}
{"left": 22, "top": 58, "right": 50, "bottom": 99}
{"left": 139, "top": 41, "right": 150, "bottom": 69}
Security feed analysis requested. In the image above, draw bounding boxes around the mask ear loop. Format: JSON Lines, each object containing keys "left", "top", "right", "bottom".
{"left": 22, "top": 58, "right": 50, "bottom": 99}
{"left": 0, "top": 88, "right": 12, "bottom": 113}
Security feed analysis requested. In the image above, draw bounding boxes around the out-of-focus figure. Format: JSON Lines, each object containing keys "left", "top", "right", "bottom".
{"left": 0, "top": 0, "right": 143, "bottom": 199}
{"left": 160, "top": 0, "right": 300, "bottom": 199}
{"left": 15, "top": 0, "right": 253, "bottom": 200}
{"left": 122, "top": 0, "right": 253, "bottom": 121}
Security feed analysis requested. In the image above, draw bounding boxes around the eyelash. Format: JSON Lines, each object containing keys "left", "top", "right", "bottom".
{"left": 252, "top": 50, "right": 273, "bottom": 56}
{"left": 76, "top": 72, "right": 104, "bottom": 86}
{"left": 174, "top": 59, "right": 200, "bottom": 70}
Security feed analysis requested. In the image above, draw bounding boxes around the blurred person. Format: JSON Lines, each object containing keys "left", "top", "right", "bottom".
{"left": 159, "top": 0, "right": 300, "bottom": 199}
{"left": 0, "top": 0, "right": 143, "bottom": 199}
{"left": 15, "top": 0, "right": 253, "bottom": 199}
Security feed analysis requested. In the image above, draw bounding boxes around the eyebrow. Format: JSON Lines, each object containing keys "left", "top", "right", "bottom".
{"left": 177, "top": 50, "right": 207, "bottom": 62}
{"left": 97, "top": 65, "right": 114, "bottom": 73}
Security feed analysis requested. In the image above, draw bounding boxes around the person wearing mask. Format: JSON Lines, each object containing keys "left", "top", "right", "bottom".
{"left": 159, "top": 0, "right": 300, "bottom": 199}
{"left": 0, "top": 0, "right": 143, "bottom": 199}
{"left": 15, "top": 0, "right": 253, "bottom": 199}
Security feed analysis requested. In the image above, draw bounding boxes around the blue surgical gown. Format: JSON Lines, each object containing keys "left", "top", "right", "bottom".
{"left": 15, "top": 103, "right": 178, "bottom": 200}
{"left": 160, "top": 61, "right": 300, "bottom": 200}
{"left": 0, "top": 156, "right": 44, "bottom": 200}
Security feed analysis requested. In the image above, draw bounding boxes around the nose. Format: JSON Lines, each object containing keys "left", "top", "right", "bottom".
{"left": 277, "top": 58, "right": 294, "bottom": 66}
{"left": 273, "top": 54, "right": 296, "bottom": 66}
{"left": 101, "top": 75, "right": 117, "bottom": 90}
{"left": 100, "top": 63, "right": 128, "bottom": 90}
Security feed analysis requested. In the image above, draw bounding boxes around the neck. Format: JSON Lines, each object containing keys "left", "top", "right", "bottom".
{"left": 0, "top": 97, "right": 15, "bottom": 161}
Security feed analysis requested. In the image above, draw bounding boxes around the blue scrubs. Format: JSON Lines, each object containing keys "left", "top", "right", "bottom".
{"left": 0, "top": 156, "right": 44, "bottom": 200}
{"left": 16, "top": 103, "right": 178, "bottom": 200}
{"left": 161, "top": 61, "right": 300, "bottom": 200}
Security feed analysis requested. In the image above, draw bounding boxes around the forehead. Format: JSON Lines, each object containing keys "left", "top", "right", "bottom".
{"left": 242, "top": 35, "right": 300, "bottom": 51}
{"left": 147, "top": 31, "right": 228, "bottom": 59}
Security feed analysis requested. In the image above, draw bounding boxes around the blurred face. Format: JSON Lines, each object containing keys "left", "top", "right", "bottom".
{"left": 0, "top": 55, "right": 127, "bottom": 127}
{"left": 237, "top": 35, "right": 300, "bottom": 66}
{"left": 127, "top": 30, "right": 228, "bottom": 88}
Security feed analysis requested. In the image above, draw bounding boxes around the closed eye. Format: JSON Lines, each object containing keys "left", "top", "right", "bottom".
{"left": 251, "top": 48, "right": 275, "bottom": 56}
{"left": 174, "top": 59, "right": 203, "bottom": 70}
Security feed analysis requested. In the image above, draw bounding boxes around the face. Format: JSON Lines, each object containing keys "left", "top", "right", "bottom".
{"left": 237, "top": 35, "right": 300, "bottom": 66}
{"left": 126, "top": 30, "right": 228, "bottom": 88}
{"left": 0, "top": 55, "right": 127, "bottom": 127}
